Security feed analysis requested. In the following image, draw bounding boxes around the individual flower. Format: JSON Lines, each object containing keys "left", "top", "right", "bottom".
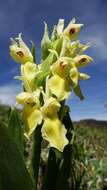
{"left": 50, "top": 57, "right": 71, "bottom": 78}
{"left": 10, "top": 33, "right": 33, "bottom": 64}
{"left": 16, "top": 89, "right": 42, "bottom": 136}
{"left": 41, "top": 97, "right": 68, "bottom": 152}
{"left": 63, "top": 18, "right": 83, "bottom": 40}
{"left": 73, "top": 54, "right": 93, "bottom": 67}
{"left": 16, "top": 90, "right": 41, "bottom": 107}
{"left": 48, "top": 74, "right": 70, "bottom": 101}
{"left": 41, "top": 97, "right": 61, "bottom": 118}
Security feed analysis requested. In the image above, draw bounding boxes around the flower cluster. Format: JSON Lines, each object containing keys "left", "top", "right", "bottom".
{"left": 10, "top": 18, "right": 93, "bottom": 152}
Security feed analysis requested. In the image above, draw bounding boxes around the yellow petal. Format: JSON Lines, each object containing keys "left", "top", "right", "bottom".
{"left": 10, "top": 34, "right": 33, "bottom": 64}
{"left": 51, "top": 57, "right": 70, "bottom": 78}
{"left": 21, "top": 62, "right": 37, "bottom": 92}
{"left": 23, "top": 105, "right": 42, "bottom": 136}
{"left": 69, "top": 66, "right": 79, "bottom": 87}
{"left": 16, "top": 92, "right": 33, "bottom": 104}
{"left": 16, "top": 90, "right": 40, "bottom": 107}
{"left": 48, "top": 74, "right": 70, "bottom": 101}
{"left": 41, "top": 97, "right": 60, "bottom": 118}
{"left": 41, "top": 117, "right": 68, "bottom": 152}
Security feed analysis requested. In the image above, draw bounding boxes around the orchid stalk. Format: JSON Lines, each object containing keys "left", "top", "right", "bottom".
{"left": 9, "top": 18, "right": 93, "bottom": 190}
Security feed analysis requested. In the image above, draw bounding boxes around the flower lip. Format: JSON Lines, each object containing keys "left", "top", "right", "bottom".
{"left": 79, "top": 57, "right": 87, "bottom": 63}
{"left": 69, "top": 28, "right": 76, "bottom": 35}
{"left": 59, "top": 61, "right": 67, "bottom": 69}
{"left": 16, "top": 51, "right": 24, "bottom": 57}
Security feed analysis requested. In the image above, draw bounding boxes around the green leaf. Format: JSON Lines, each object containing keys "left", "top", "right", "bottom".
{"left": 43, "top": 148, "right": 60, "bottom": 190}
{"left": 41, "top": 22, "right": 51, "bottom": 60}
{"left": 56, "top": 145, "right": 73, "bottom": 190}
{"left": 8, "top": 108, "right": 24, "bottom": 155}
{"left": 31, "top": 41, "right": 36, "bottom": 63}
{"left": 0, "top": 122, "right": 34, "bottom": 190}
{"left": 62, "top": 112, "right": 74, "bottom": 142}
{"left": 41, "top": 52, "right": 56, "bottom": 73}
{"left": 73, "top": 84, "right": 85, "bottom": 100}
{"left": 51, "top": 25, "right": 58, "bottom": 41}
{"left": 36, "top": 53, "right": 57, "bottom": 86}
{"left": 51, "top": 37, "right": 63, "bottom": 55}
{"left": 56, "top": 113, "right": 73, "bottom": 190}
{"left": 30, "top": 125, "right": 42, "bottom": 189}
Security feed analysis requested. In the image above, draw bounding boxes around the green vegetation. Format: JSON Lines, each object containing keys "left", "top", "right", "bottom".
{"left": 0, "top": 104, "right": 107, "bottom": 189}
{"left": 0, "top": 104, "right": 10, "bottom": 124}
{"left": 74, "top": 120, "right": 107, "bottom": 189}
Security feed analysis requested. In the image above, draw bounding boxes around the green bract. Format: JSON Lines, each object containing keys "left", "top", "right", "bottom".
{"left": 10, "top": 18, "right": 93, "bottom": 152}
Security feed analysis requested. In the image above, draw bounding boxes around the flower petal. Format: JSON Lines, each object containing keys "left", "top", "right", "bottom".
{"left": 69, "top": 66, "right": 79, "bottom": 87}
{"left": 51, "top": 57, "right": 70, "bottom": 78}
{"left": 41, "top": 117, "right": 68, "bottom": 152}
{"left": 16, "top": 90, "right": 41, "bottom": 107}
{"left": 23, "top": 105, "right": 42, "bottom": 136}
{"left": 21, "top": 62, "right": 38, "bottom": 92}
{"left": 41, "top": 97, "right": 60, "bottom": 118}
{"left": 48, "top": 74, "right": 70, "bottom": 101}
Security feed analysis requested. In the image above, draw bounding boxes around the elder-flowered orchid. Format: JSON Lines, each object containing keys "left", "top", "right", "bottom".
{"left": 10, "top": 18, "right": 93, "bottom": 152}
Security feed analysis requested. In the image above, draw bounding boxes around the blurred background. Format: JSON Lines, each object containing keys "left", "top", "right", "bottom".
{"left": 0, "top": 0, "right": 107, "bottom": 121}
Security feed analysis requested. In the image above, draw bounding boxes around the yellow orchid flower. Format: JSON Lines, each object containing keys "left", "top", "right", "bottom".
{"left": 41, "top": 97, "right": 61, "bottom": 118}
{"left": 10, "top": 33, "right": 33, "bottom": 64}
{"left": 48, "top": 74, "right": 70, "bottom": 101}
{"left": 41, "top": 97, "right": 68, "bottom": 151}
{"left": 41, "top": 117, "right": 68, "bottom": 152}
{"left": 16, "top": 90, "right": 40, "bottom": 107}
{"left": 63, "top": 18, "right": 83, "bottom": 40}
{"left": 21, "top": 62, "right": 38, "bottom": 92}
{"left": 73, "top": 55, "right": 93, "bottom": 67}
{"left": 50, "top": 57, "right": 70, "bottom": 78}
